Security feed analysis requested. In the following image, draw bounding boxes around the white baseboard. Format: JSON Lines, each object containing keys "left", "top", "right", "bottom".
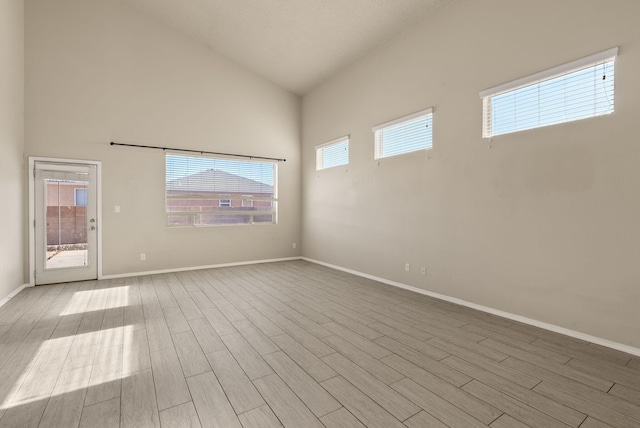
{"left": 0, "top": 283, "right": 33, "bottom": 308}
{"left": 302, "top": 257, "right": 640, "bottom": 358}
{"left": 100, "top": 257, "right": 303, "bottom": 280}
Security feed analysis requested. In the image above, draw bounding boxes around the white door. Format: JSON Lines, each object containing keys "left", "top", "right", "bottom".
{"left": 34, "top": 162, "right": 98, "bottom": 284}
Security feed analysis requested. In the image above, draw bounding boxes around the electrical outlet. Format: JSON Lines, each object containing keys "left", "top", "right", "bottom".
{"left": 292, "top": 243, "right": 297, "bottom": 249}
{"left": 405, "top": 263, "right": 410, "bottom": 272}
{"left": 114, "top": 205, "right": 121, "bottom": 213}
{"left": 140, "top": 253, "right": 146, "bottom": 261}
{"left": 421, "top": 266, "right": 426, "bottom": 275}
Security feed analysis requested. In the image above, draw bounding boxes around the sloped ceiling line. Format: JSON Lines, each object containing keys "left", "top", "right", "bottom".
{"left": 124, "top": 0, "right": 455, "bottom": 95}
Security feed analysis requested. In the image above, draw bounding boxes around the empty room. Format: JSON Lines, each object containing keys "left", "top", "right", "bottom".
{"left": 1, "top": 0, "right": 639, "bottom": 426}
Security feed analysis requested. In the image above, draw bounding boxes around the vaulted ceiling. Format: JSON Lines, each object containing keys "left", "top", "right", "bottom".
{"left": 123, "top": 0, "right": 455, "bottom": 95}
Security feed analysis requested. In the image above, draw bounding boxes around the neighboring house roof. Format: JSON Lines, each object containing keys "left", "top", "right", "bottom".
{"left": 166, "top": 169, "right": 273, "bottom": 194}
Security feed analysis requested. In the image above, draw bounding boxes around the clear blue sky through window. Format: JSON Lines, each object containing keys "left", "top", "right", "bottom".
{"left": 318, "top": 138, "right": 349, "bottom": 170}
{"left": 486, "top": 60, "right": 615, "bottom": 137}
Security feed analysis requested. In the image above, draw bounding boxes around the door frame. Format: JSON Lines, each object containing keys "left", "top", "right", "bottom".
{"left": 28, "top": 156, "right": 103, "bottom": 286}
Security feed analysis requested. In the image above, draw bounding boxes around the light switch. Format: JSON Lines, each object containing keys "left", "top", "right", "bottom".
{"left": 115, "top": 205, "right": 121, "bottom": 213}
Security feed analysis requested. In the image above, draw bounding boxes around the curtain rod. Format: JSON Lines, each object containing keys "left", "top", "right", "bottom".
{"left": 110, "top": 142, "right": 286, "bottom": 162}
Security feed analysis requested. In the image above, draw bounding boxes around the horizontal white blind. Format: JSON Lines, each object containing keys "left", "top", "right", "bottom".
{"left": 38, "top": 171, "right": 88, "bottom": 181}
{"left": 36, "top": 163, "right": 90, "bottom": 181}
{"left": 373, "top": 108, "right": 433, "bottom": 159}
{"left": 166, "top": 154, "right": 277, "bottom": 227}
{"left": 316, "top": 136, "right": 349, "bottom": 170}
{"left": 482, "top": 48, "right": 617, "bottom": 138}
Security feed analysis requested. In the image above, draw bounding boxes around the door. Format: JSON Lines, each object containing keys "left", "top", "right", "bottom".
{"left": 34, "top": 162, "right": 98, "bottom": 284}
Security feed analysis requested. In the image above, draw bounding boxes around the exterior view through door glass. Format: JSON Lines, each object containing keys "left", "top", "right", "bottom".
{"left": 34, "top": 162, "right": 98, "bottom": 284}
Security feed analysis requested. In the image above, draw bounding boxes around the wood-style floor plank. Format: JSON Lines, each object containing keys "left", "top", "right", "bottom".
{"left": 320, "top": 376, "right": 405, "bottom": 428}
{"left": 188, "top": 317, "right": 226, "bottom": 354}
{"left": 323, "top": 353, "right": 420, "bottom": 421}
{"left": 609, "top": 383, "right": 640, "bottom": 405}
{"left": 253, "top": 374, "right": 324, "bottom": 428}
{"left": 84, "top": 345, "right": 122, "bottom": 407}
{"left": 237, "top": 405, "right": 283, "bottom": 428}
{"left": 172, "top": 331, "right": 211, "bottom": 378}
{"left": 264, "top": 351, "right": 341, "bottom": 417}
{"left": 145, "top": 317, "right": 173, "bottom": 352}
{"left": 322, "top": 334, "right": 404, "bottom": 385}
{"left": 149, "top": 347, "right": 192, "bottom": 411}
{"left": 122, "top": 326, "right": 151, "bottom": 375}
{"left": 324, "top": 322, "right": 391, "bottom": 360}
{"left": 206, "top": 349, "right": 265, "bottom": 415}
{"left": 320, "top": 407, "right": 367, "bottom": 428}
{"left": 578, "top": 417, "right": 616, "bottom": 428}
{"left": 219, "top": 333, "right": 273, "bottom": 380}
{"left": 120, "top": 368, "right": 160, "bottom": 428}
{"left": 187, "top": 371, "right": 243, "bottom": 428}
{"left": 202, "top": 307, "right": 237, "bottom": 337}
{"left": 1, "top": 401, "right": 47, "bottom": 428}
{"left": 403, "top": 410, "right": 449, "bottom": 428}
{"left": 233, "top": 319, "right": 279, "bottom": 355}
{"left": 440, "top": 355, "right": 586, "bottom": 427}
{"left": 382, "top": 354, "right": 502, "bottom": 425}
{"left": 0, "top": 261, "right": 637, "bottom": 428}
{"left": 242, "top": 308, "right": 284, "bottom": 337}
{"left": 38, "top": 365, "right": 91, "bottom": 428}
{"left": 375, "top": 336, "right": 470, "bottom": 387}
{"left": 462, "top": 380, "right": 572, "bottom": 428}
{"left": 532, "top": 381, "right": 640, "bottom": 428}
{"left": 163, "top": 307, "right": 191, "bottom": 334}
{"left": 390, "top": 378, "right": 488, "bottom": 428}
{"left": 159, "top": 402, "right": 201, "bottom": 428}
{"left": 271, "top": 333, "right": 338, "bottom": 382}
{"left": 79, "top": 398, "right": 120, "bottom": 428}
{"left": 566, "top": 358, "right": 640, "bottom": 391}
{"left": 490, "top": 414, "right": 531, "bottom": 428}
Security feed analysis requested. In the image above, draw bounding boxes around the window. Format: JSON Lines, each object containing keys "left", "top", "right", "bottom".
{"left": 316, "top": 136, "right": 349, "bottom": 170}
{"left": 74, "top": 188, "right": 87, "bottom": 206}
{"left": 373, "top": 108, "right": 433, "bottom": 159}
{"left": 165, "top": 154, "right": 277, "bottom": 226}
{"left": 481, "top": 47, "right": 617, "bottom": 138}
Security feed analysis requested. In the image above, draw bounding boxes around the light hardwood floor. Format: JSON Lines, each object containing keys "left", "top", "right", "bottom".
{"left": 0, "top": 260, "right": 638, "bottom": 427}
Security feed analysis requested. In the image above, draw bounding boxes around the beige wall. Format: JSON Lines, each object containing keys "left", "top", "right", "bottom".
{"left": 302, "top": 0, "right": 640, "bottom": 348}
{"left": 26, "top": 0, "right": 301, "bottom": 276}
{"left": 19, "top": 0, "right": 640, "bottom": 350}
{"left": 0, "top": 0, "right": 25, "bottom": 298}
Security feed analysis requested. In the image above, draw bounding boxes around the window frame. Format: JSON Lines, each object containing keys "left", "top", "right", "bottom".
{"left": 480, "top": 47, "right": 618, "bottom": 138}
{"left": 372, "top": 107, "right": 433, "bottom": 160}
{"left": 315, "top": 135, "right": 350, "bottom": 171}
{"left": 165, "top": 153, "right": 278, "bottom": 227}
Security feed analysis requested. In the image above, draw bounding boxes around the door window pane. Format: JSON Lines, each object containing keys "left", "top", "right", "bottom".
{"left": 45, "top": 180, "right": 89, "bottom": 269}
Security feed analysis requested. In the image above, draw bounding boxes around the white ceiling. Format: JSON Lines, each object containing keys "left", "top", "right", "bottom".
{"left": 124, "top": 0, "right": 455, "bottom": 95}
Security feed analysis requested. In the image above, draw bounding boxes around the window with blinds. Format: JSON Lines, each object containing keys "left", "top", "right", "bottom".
{"left": 316, "top": 136, "right": 349, "bottom": 170}
{"left": 373, "top": 108, "right": 433, "bottom": 159}
{"left": 165, "top": 154, "right": 277, "bottom": 227}
{"left": 481, "top": 47, "right": 617, "bottom": 138}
